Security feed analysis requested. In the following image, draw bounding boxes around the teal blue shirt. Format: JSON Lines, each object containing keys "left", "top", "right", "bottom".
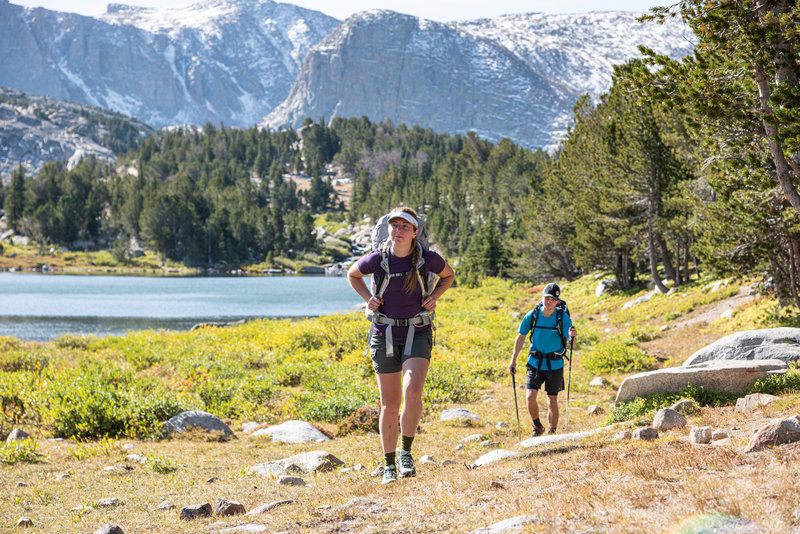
{"left": 518, "top": 305, "right": 573, "bottom": 370}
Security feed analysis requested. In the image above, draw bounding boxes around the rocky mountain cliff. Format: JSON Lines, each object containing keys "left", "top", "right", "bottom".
{"left": 0, "top": 86, "right": 153, "bottom": 181}
{"left": 0, "top": 0, "right": 338, "bottom": 128}
{"left": 264, "top": 10, "right": 695, "bottom": 149}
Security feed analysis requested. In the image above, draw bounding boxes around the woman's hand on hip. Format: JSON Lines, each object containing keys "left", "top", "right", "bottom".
{"left": 368, "top": 296, "right": 383, "bottom": 311}
{"left": 421, "top": 295, "right": 437, "bottom": 310}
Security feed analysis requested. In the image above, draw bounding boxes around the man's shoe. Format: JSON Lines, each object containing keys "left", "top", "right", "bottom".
{"left": 381, "top": 464, "right": 397, "bottom": 484}
{"left": 397, "top": 450, "right": 416, "bottom": 478}
{"left": 532, "top": 425, "right": 545, "bottom": 437}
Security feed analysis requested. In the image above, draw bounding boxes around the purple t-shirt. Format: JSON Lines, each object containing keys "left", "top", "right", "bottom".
{"left": 357, "top": 249, "right": 447, "bottom": 338}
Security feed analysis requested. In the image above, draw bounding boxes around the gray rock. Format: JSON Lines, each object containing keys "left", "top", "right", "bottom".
{"left": 587, "top": 404, "right": 604, "bottom": 416}
{"left": 712, "top": 429, "right": 730, "bottom": 441}
{"left": 468, "top": 514, "right": 542, "bottom": 533}
{"left": 440, "top": 408, "right": 482, "bottom": 422}
{"left": 460, "top": 434, "right": 485, "bottom": 443}
{"left": 614, "top": 431, "right": 632, "bottom": 440}
{"left": 595, "top": 279, "right": 616, "bottom": 298}
{"left": 470, "top": 449, "right": 521, "bottom": 468}
{"left": 683, "top": 328, "right": 800, "bottom": 366}
{"left": 156, "top": 500, "right": 174, "bottom": 511}
{"left": 16, "top": 517, "right": 34, "bottom": 528}
{"left": 218, "top": 523, "right": 270, "bottom": 533}
{"left": 250, "top": 451, "right": 344, "bottom": 477}
{"left": 589, "top": 377, "right": 607, "bottom": 387}
{"left": 242, "top": 422, "right": 265, "bottom": 434}
{"left": 6, "top": 428, "right": 29, "bottom": 441}
{"left": 162, "top": 410, "right": 235, "bottom": 437}
{"left": 179, "top": 503, "right": 213, "bottom": 520}
{"left": 621, "top": 290, "right": 657, "bottom": 310}
{"left": 670, "top": 399, "right": 699, "bottom": 415}
{"left": 735, "top": 393, "right": 779, "bottom": 413}
{"left": 633, "top": 427, "right": 658, "bottom": 441}
{"left": 518, "top": 427, "right": 606, "bottom": 449}
{"left": 246, "top": 500, "right": 294, "bottom": 515}
{"left": 653, "top": 408, "right": 687, "bottom": 431}
{"left": 93, "top": 526, "right": 124, "bottom": 534}
{"left": 615, "top": 360, "right": 787, "bottom": 404}
{"left": 744, "top": 416, "right": 800, "bottom": 453}
{"left": 96, "top": 498, "right": 121, "bottom": 508}
{"left": 690, "top": 426, "right": 712, "bottom": 444}
{"left": 250, "top": 420, "right": 330, "bottom": 443}
{"left": 216, "top": 498, "right": 246, "bottom": 517}
{"left": 277, "top": 476, "right": 306, "bottom": 486}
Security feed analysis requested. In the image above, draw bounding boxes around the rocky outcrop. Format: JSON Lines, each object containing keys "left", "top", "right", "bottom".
{"left": 264, "top": 10, "right": 693, "bottom": 150}
{"left": 0, "top": 1, "right": 338, "bottom": 129}
{"left": 0, "top": 86, "right": 151, "bottom": 179}
{"left": 615, "top": 359, "right": 787, "bottom": 405}
{"left": 683, "top": 328, "right": 800, "bottom": 366}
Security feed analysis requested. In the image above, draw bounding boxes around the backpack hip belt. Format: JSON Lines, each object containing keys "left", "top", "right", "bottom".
{"left": 368, "top": 310, "right": 435, "bottom": 358}
{"left": 530, "top": 349, "right": 564, "bottom": 372}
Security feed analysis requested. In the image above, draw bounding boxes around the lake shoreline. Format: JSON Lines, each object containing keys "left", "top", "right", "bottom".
{"left": 0, "top": 272, "right": 362, "bottom": 342}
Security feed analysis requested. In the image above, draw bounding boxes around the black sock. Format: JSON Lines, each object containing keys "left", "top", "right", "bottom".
{"left": 385, "top": 452, "right": 396, "bottom": 467}
{"left": 401, "top": 435, "right": 414, "bottom": 452}
{"left": 533, "top": 418, "right": 543, "bottom": 428}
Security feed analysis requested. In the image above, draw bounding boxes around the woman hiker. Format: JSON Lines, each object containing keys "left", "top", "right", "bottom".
{"left": 507, "top": 283, "right": 577, "bottom": 436}
{"left": 348, "top": 207, "right": 455, "bottom": 484}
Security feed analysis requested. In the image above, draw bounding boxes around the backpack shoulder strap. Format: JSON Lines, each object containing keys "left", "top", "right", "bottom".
{"left": 373, "top": 243, "right": 392, "bottom": 298}
{"left": 528, "top": 303, "right": 542, "bottom": 343}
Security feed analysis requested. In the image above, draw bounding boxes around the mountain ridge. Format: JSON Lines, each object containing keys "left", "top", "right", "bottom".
{"left": 264, "top": 9, "right": 695, "bottom": 150}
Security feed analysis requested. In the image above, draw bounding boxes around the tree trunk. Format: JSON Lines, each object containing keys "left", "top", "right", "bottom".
{"left": 648, "top": 221, "right": 670, "bottom": 293}
{"left": 657, "top": 234, "right": 678, "bottom": 287}
{"left": 752, "top": 61, "right": 800, "bottom": 216}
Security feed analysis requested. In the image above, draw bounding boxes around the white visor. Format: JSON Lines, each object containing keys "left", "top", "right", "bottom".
{"left": 387, "top": 211, "right": 418, "bottom": 228}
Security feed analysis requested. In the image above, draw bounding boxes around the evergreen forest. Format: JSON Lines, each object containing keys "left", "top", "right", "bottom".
{"left": 2, "top": 1, "right": 799, "bottom": 308}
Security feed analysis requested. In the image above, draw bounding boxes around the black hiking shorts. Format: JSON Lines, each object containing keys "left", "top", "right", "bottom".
{"left": 369, "top": 329, "right": 433, "bottom": 374}
{"left": 526, "top": 363, "right": 564, "bottom": 396}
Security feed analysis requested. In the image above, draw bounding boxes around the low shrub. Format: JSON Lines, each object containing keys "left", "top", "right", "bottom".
{"left": 748, "top": 363, "right": 800, "bottom": 395}
{"left": 143, "top": 455, "right": 179, "bottom": 473}
{"left": 0, "top": 350, "right": 49, "bottom": 373}
{"left": 336, "top": 405, "right": 380, "bottom": 436}
{"left": 0, "top": 438, "right": 42, "bottom": 465}
{"left": 582, "top": 335, "right": 657, "bottom": 374}
{"left": 424, "top": 363, "right": 481, "bottom": 405}
{"left": 609, "top": 384, "right": 739, "bottom": 423}
{"left": 40, "top": 373, "right": 184, "bottom": 439}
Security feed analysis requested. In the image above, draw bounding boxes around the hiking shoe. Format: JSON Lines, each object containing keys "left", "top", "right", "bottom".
{"left": 381, "top": 464, "right": 397, "bottom": 484}
{"left": 397, "top": 450, "right": 416, "bottom": 478}
{"left": 532, "top": 425, "right": 545, "bottom": 437}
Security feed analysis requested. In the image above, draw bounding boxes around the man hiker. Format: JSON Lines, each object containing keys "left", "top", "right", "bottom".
{"left": 507, "top": 283, "right": 577, "bottom": 436}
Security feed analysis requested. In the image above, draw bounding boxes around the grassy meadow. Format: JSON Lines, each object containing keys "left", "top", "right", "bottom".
{"left": 2, "top": 274, "right": 800, "bottom": 533}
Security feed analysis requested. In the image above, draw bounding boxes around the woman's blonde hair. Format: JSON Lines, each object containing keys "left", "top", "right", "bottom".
{"left": 388, "top": 206, "right": 421, "bottom": 294}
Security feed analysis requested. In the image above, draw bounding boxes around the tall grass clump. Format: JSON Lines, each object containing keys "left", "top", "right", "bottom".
{"left": 582, "top": 335, "right": 657, "bottom": 374}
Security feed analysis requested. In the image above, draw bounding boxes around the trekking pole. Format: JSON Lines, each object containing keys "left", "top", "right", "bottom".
{"left": 564, "top": 337, "right": 574, "bottom": 432}
{"left": 511, "top": 369, "right": 522, "bottom": 441}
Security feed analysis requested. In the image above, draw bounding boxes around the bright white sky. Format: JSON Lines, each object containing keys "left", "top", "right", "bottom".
{"left": 13, "top": 1, "right": 664, "bottom": 21}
